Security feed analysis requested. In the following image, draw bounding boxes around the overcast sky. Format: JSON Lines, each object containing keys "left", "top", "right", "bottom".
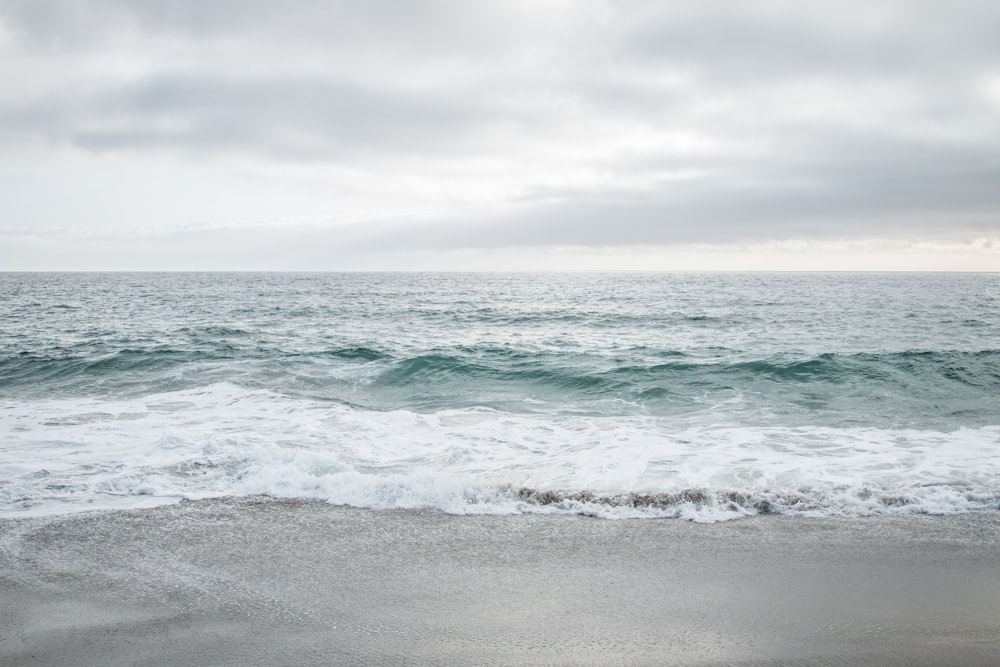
{"left": 2, "top": 0, "right": 999, "bottom": 270}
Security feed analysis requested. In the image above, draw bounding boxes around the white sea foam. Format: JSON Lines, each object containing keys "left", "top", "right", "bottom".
{"left": 1, "top": 382, "right": 999, "bottom": 521}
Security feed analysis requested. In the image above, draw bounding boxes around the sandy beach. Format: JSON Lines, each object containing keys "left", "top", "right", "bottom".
{"left": 1, "top": 498, "right": 998, "bottom": 666}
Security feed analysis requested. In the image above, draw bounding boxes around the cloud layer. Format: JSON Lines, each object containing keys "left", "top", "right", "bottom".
{"left": 2, "top": 0, "right": 999, "bottom": 268}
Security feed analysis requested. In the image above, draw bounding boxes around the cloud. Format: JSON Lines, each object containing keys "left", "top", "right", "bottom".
{"left": 64, "top": 73, "right": 500, "bottom": 161}
{"left": 1, "top": 0, "right": 999, "bottom": 268}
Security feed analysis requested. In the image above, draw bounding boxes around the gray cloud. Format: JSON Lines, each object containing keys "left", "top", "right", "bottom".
{"left": 67, "top": 73, "right": 498, "bottom": 160}
{"left": 0, "top": 0, "right": 524, "bottom": 62}
{"left": 1, "top": 0, "right": 999, "bottom": 266}
{"left": 621, "top": 3, "right": 1000, "bottom": 70}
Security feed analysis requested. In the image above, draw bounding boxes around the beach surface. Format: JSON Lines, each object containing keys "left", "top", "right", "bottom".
{"left": 1, "top": 498, "right": 998, "bottom": 666}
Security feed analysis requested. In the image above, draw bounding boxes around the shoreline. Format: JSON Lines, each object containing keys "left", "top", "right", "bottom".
{"left": 2, "top": 498, "right": 999, "bottom": 666}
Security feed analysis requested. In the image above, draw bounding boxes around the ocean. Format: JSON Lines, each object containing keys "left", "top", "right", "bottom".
{"left": 1, "top": 271, "right": 998, "bottom": 521}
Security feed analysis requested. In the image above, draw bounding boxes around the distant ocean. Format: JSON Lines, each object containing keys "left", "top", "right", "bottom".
{"left": 1, "top": 272, "right": 998, "bottom": 521}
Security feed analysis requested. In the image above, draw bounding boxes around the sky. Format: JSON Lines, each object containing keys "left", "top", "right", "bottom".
{"left": 1, "top": 0, "right": 999, "bottom": 271}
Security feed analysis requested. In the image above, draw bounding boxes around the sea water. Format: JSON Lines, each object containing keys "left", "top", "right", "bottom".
{"left": 1, "top": 272, "right": 998, "bottom": 521}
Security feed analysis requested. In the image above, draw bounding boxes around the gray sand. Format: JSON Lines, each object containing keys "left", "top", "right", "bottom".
{"left": 1, "top": 498, "right": 998, "bottom": 666}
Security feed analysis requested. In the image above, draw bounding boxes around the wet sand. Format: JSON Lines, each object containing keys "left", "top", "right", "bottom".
{"left": 1, "top": 498, "right": 998, "bottom": 666}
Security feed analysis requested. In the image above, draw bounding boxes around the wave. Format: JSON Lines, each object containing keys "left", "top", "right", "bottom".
{"left": 2, "top": 381, "right": 998, "bottom": 520}
{"left": 5, "top": 476, "right": 998, "bottom": 523}
{"left": 510, "top": 485, "right": 1000, "bottom": 519}
{"left": 319, "top": 346, "right": 391, "bottom": 362}
{"left": 4, "top": 346, "right": 1000, "bottom": 404}
{"left": 753, "top": 350, "right": 1000, "bottom": 385}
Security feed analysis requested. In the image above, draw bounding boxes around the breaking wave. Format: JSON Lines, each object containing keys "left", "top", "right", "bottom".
{"left": 3, "top": 272, "right": 1000, "bottom": 521}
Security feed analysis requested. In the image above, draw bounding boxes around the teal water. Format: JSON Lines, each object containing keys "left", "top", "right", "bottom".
{"left": 1, "top": 272, "right": 998, "bottom": 519}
